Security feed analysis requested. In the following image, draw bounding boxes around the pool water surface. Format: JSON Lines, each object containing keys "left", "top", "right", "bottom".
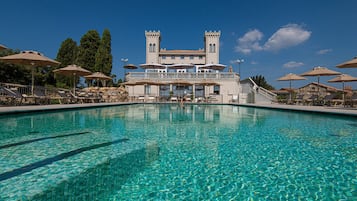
{"left": 0, "top": 104, "right": 356, "bottom": 200}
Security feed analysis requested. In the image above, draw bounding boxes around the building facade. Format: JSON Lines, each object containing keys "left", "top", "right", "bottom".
{"left": 125, "top": 31, "right": 245, "bottom": 103}
{"left": 145, "top": 30, "right": 220, "bottom": 67}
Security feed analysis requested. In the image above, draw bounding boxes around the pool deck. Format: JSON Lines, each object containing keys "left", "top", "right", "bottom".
{"left": 239, "top": 103, "right": 357, "bottom": 117}
{"left": 0, "top": 102, "right": 357, "bottom": 117}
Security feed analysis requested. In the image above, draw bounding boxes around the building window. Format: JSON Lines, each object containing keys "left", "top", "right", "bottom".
{"left": 209, "top": 44, "right": 213, "bottom": 53}
{"left": 199, "top": 56, "right": 203, "bottom": 60}
{"left": 162, "top": 55, "right": 166, "bottom": 59}
{"left": 145, "top": 85, "right": 151, "bottom": 95}
{"left": 190, "top": 55, "right": 194, "bottom": 59}
{"left": 214, "top": 85, "right": 220, "bottom": 95}
{"left": 153, "top": 43, "right": 156, "bottom": 52}
{"left": 213, "top": 44, "right": 216, "bottom": 53}
{"left": 149, "top": 43, "right": 152, "bottom": 52}
{"left": 171, "top": 56, "right": 175, "bottom": 59}
{"left": 180, "top": 56, "right": 184, "bottom": 60}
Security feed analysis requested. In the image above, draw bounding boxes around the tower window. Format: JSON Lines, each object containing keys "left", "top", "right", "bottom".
{"left": 180, "top": 56, "right": 184, "bottom": 60}
{"left": 153, "top": 44, "right": 156, "bottom": 52}
{"left": 171, "top": 56, "right": 175, "bottom": 59}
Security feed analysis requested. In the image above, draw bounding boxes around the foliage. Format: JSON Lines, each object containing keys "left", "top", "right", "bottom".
{"left": 251, "top": 75, "right": 275, "bottom": 90}
{"left": 77, "top": 30, "right": 101, "bottom": 72}
{"left": 94, "top": 29, "right": 112, "bottom": 75}
{"left": 56, "top": 38, "right": 78, "bottom": 67}
{"left": 54, "top": 38, "right": 78, "bottom": 88}
{"left": 1, "top": 29, "right": 114, "bottom": 89}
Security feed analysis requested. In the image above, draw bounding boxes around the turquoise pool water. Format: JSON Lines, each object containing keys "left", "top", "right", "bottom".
{"left": 0, "top": 104, "right": 356, "bottom": 200}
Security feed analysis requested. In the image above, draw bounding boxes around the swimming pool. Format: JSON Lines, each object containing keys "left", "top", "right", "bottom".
{"left": 0, "top": 104, "right": 356, "bottom": 200}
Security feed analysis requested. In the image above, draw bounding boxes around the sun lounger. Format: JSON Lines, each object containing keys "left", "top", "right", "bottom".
{"left": 0, "top": 86, "right": 23, "bottom": 105}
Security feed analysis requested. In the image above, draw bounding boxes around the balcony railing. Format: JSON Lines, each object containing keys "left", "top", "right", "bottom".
{"left": 126, "top": 72, "right": 239, "bottom": 81}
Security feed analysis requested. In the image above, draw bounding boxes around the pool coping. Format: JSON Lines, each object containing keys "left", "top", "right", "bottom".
{"left": 0, "top": 102, "right": 135, "bottom": 115}
{"left": 238, "top": 103, "right": 357, "bottom": 117}
{"left": 1, "top": 102, "right": 357, "bottom": 117}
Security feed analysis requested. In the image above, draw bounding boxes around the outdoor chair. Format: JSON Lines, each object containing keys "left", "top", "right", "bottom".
{"left": 58, "top": 90, "right": 76, "bottom": 104}
{"left": 0, "top": 86, "right": 23, "bottom": 105}
{"left": 170, "top": 96, "right": 178, "bottom": 102}
{"left": 323, "top": 94, "right": 343, "bottom": 107}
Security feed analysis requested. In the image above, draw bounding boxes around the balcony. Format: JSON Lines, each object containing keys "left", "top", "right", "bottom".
{"left": 126, "top": 72, "right": 239, "bottom": 82}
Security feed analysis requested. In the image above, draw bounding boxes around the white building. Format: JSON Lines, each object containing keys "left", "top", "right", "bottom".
{"left": 125, "top": 31, "right": 276, "bottom": 103}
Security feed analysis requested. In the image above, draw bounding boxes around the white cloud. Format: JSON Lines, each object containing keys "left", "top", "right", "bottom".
{"left": 235, "top": 24, "right": 311, "bottom": 54}
{"left": 235, "top": 29, "right": 263, "bottom": 54}
{"left": 251, "top": 61, "right": 258, "bottom": 65}
{"left": 264, "top": 24, "right": 311, "bottom": 51}
{"left": 316, "top": 48, "right": 332, "bottom": 55}
{"left": 283, "top": 61, "right": 304, "bottom": 68}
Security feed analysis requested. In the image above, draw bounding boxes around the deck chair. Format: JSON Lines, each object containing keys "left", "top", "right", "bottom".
{"left": 0, "top": 87, "right": 24, "bottom": 105}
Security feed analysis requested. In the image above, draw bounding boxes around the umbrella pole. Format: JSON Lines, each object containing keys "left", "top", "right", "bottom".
{"left": 31, "top": 67, "right": 35, "bottom": 96}
{"left": 342, "top": 82, "right": 345, "bottom": 107}
{"left": 73, "top": 73, "right": 76, "bottom": 95}
{"left": 289, "top": 80, "right": 292, "bottom": 103}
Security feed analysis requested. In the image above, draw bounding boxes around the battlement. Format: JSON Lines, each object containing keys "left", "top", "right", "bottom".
{"left": 204, "top": 31, "right": 221, "bottom": 37}
{"left": 145, "top": 30, "right": 161, "bottom": 37}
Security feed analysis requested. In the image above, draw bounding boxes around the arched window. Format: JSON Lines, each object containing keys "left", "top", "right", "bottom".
{"left": 149, "top": 43, "right": 153, "bottom": 52}
{"left": 153, "top": 43, "right": 156, "bottom": 52}
{"left": 213, "top": 44, "right": 216, "bottom": 53}
{"left": 209, "top": 44, "right": 213, "bottom": 53}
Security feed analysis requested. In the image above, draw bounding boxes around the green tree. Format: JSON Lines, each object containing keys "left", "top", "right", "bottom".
{"left": 56, "top": 38, "right": 78, "bottom": 67}
{"left": 94, "top": 29, "right": 112, "bottom": 75}
{"left": 77, "top": 30, "right": 100, "bottom": 72}
{"left": 251, "top": 75, "right": 275, "bottom": 90}
{"left": 54, "top": 38, "right": 78, "bottom": 88}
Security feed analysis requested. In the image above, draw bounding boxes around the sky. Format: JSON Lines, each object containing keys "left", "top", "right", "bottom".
{"left": 2, "top": 0, "right": 357, "bottom": 89}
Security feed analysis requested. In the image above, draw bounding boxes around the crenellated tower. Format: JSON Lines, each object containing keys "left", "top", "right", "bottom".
{"left": 145, "top": 30, "right": 161, "bottom": 64}
{"left": 204, "top": 31, "right": 221, "bottom": 64}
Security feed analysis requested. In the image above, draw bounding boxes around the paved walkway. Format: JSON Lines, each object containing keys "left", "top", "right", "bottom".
{"left": 1, "top": 102, "right": 357, "bottom": 117}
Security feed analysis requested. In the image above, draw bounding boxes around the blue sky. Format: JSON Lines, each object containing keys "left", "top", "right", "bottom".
{"left": 2, "top": 0, "right": 357, "bottom": 89}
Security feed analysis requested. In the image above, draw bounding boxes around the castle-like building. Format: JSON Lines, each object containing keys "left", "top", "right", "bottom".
{"left": 124, "top": 30, "right": 275, "bottom": 104}
{"left": 145, "top": 30, "right": 220, "bottom": 68}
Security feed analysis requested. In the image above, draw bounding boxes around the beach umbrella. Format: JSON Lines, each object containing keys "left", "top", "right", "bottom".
{"left": 0, "top": 44, "right": 7, "bottom": 50}
{"left": 140, "top": 63, "right": 166, "bottom": 69}
{"left": 124, "top": 64, "right": 138, "bottom": 70}
{"left": 0, "top": 50, "right": 60, "bottom": 95}
{"left": 301, "top": 66, "right": 341, "bottom": 82}
{"left": 301, "top": 66, "right": 341, "bottom": 101}
{"left": 53, "top": 64, "right": 91, "bottom": 94}
{"left": 277, "top": 73, "right": 306, "bottom": 102}
{"left": 336, "top": 57, "right": 357, "bottom": 68}
{"left": 328, "top": 74, "right": 357, "bottom": 105}
{"left": 84, "top": 72, "right": 112, "bottom": 87}
{"left": 123, "top": 64, "right": 138, "bottom": 80}
{"left": 199, "top": 63, "right": 226, "bottom": 71}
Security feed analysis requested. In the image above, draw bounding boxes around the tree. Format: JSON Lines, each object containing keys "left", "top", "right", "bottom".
{"left": 56, "top": 38, "right": 78, "bottom": 67}
{"left": 251, "top": 75, "right": 275, "bottom": 90}
{"left": 77, "top": 30, "right": 100, "bottom": 72}
{"left": 54, "top": 38, "right": 78, "bottom": 88}
{"left": 94, "top": 29, "right": 112, "bottom": 75}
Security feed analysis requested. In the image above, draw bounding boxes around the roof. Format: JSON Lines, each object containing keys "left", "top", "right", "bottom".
{"left": 299, "top": 82, "right": 340, "bottom": 92}
{"left": 159, "top": 49, "right": 206, "bottom": 56}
